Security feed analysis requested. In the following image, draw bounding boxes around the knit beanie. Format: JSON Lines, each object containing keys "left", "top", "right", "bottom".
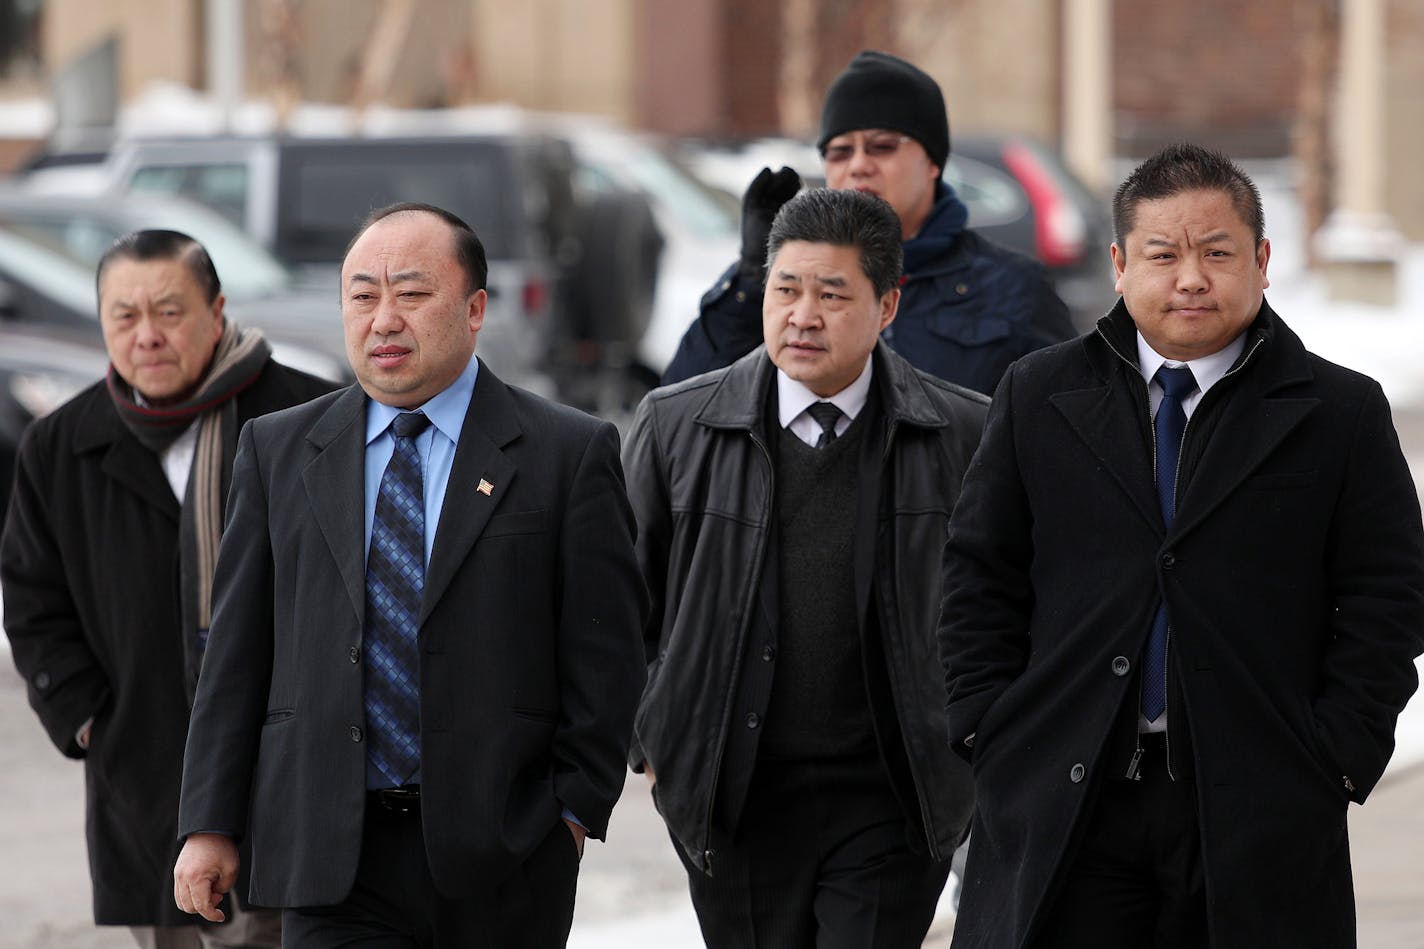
{"left": 817, "top": 50, "right": 950, "bottom": 169}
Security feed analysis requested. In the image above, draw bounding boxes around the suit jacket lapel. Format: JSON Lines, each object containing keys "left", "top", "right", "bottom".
{"left": 421, "top": 363, "right": 521, "bottom": 624}
{"left": 302, "top": 386, "right": 369, "bottom": 623}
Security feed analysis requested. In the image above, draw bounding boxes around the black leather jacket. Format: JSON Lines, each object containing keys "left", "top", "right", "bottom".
{"left": 623, "top": 342, "right": 988, "bottom": 874}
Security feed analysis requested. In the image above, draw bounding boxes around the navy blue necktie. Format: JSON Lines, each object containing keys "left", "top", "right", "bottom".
{"left": 364, "top": 411, "right": 431, "bottom": 786}
{"left": 1142, "top": 366, "right": 1196, "bottom": 722}
{"left": 807, "top": 402, "right": 843, "bottom": 448}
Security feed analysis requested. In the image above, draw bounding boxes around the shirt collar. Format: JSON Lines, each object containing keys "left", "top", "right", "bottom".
{"left": 365, "top": 355, "right": 480, "bottom": 445}
{"left": 1135, "top": 332, "right": 1244, "bottom": 397}
{"left": 776, "top": 355, "right": 874, "bottom": 430}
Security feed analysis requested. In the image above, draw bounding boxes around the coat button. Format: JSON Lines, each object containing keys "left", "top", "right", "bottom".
{"left": 761, "top": 645, "right": 776, "bottom": 662}
{"left": 745, "top": 712, "right": 761, "bottom": 729}
{"left": 350, "top": 726, "right": 363, "bottom": 742}
{"left": 33, "top": 671, "right": 51, "bottom": 691}
{"left": 1111, "top": 656, "right": 1131, "bottom": 676}
{"left": 955, "top": 283, "right": 969, "bottom": 295}
{"left": 1069, "top": 763, "right": 1086, "bottom": 783}
{"left": 349, "top": 646, "right": 361, "bottom": 663}
{"left": 1161, "top": 551, "right": 1176, "bottom": 568}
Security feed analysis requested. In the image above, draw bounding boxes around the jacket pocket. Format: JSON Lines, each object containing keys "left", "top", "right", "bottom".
{"left": 263, "top": 707, "right": 295, "bottom": 725}
{"left": 482, "top": 509, "right": 549, "bottom": 538}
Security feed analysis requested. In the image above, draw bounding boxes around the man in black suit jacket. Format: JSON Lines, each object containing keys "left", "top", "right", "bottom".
{"left": 171, "top": 203, "right": 645, "bottom": 947}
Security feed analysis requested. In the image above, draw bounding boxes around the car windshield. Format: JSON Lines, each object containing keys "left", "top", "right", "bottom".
{"left": 615, "top": 147, "right": 739, "bottom": 240}
{"left": 0, "top": 200, "right": 293, "bottom": 301}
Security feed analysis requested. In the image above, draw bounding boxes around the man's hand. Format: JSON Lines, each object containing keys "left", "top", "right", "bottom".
{"left": 738, "top": 166, "right": 802, "bottom": 282}
{"left": 643, "top": 763, "right": 657, "bottom": 789}
{"left": 173, "top": 832, "right": 240, "bottom": 922}
{"left": 563, "top": 817, "right": 587, "bottom": 860}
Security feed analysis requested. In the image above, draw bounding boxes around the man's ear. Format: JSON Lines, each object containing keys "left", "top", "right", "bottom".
{"left": 878, "top": 287, "right": 901, "bottom": 332}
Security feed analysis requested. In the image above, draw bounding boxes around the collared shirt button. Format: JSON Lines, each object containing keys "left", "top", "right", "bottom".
{"left": 745, "top": 712, "right": 761, "bottom": 729}
{"left": 349, "top": 646, "right": 361, "bottom": 663}
{"left": 761, "top": 645, "right": 776, "bottom": 662}
{"left": 1111, "top": 656, "right": 1131, "bottom": 677}
{"left": 349, "top": 726, "right": 363, "bottom": 742}
{"left": 1069, "top": 763, "right": 1086, "bottom": 783}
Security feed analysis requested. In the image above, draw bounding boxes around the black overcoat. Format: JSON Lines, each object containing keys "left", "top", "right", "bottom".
{"left": 939, "top": 300, "right": 1424, "bottom": 948}
{"left": 1, "top": 362, "right": 332, "bottom": 925}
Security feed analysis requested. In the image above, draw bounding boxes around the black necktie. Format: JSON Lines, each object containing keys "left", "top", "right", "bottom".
{"left": 364, "top": 411, "right": 432, "bottom": 786}
{"left": 1142, "top": 366, "right": 1196, "bottom": 722}
{"left": 807, "top": 402, "right": 844, "bottom": 448}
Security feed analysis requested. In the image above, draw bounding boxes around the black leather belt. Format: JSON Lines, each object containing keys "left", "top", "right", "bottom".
{"left": 368, "top": 785, "right": 421, "bottom": 814}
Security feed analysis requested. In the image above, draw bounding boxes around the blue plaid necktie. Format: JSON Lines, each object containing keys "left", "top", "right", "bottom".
{"left": 364, "top": 411, "right": 432, "bottom": 786}
{"left": 1142, "top": 366, "right": 1196, "bottom": 722}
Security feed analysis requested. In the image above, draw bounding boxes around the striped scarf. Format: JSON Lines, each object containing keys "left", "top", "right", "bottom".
{"left": 106, "top": 320, "right": 271, "bottom": 701}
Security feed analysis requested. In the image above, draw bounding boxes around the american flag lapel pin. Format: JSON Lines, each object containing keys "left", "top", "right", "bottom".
{"left": 477, "top": 478, "right": 494, "bottom": 497}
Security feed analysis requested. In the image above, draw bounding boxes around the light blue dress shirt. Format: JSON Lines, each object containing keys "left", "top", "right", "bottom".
{"left": 362, "top": 355, "right": 480, "bottom": 566}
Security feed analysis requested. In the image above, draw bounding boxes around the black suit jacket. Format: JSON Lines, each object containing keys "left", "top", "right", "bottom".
{"left": 177, "top": 360, "right": 646, "bottom": 907}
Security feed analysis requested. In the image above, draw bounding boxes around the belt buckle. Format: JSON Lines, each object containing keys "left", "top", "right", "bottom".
{"left": 376, "top": 785, "right": 421, "bottom": 813}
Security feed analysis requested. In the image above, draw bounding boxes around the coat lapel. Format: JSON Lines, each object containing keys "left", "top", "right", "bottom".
{"left": 420, "top": 363, "right": 521, "bottom": 624}
{"left": 1173, "top": 378, "right": 1318, "bottom": 539}
{"left": 1050, "top": 381, "right": 1161, "bottom": 531}
{"left": 302, "top": 386, "right": 369, "bottom": 623}
{"left": 72, "top": 392, "right": 181, "bottom": 519}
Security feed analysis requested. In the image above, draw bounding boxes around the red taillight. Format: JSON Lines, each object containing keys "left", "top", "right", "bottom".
{"left": 522, "top": 278, "right": 548, "bottom": 317}
{"left": 1002, "top": 141, "right": 1087, "bottom": 268}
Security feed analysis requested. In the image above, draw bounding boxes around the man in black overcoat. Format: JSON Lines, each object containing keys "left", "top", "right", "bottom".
{"left": 2, "top": 230, "right": 333, "bottom": 947}
{"left": 939, "top": 144, "right": 1424, "bottom": 948}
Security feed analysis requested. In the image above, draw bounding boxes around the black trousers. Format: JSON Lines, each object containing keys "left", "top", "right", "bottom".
{"left": 281, "top": 798, "right": 579, "bottom": 948}
{"left": 1033, "top": 734, "right": 1207, "bottom": 949}
{"left": 678, "top": 755, "right": 949, "bottom": 949}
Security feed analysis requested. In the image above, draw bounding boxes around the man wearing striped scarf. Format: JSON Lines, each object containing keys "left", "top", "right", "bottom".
{"left": 2, "top": 230, "right": 333, "bottom": 949}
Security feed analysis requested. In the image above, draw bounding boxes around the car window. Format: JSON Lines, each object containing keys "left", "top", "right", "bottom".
{"left": 276, "top": 143, "right": 520, "bottom": 265}
{"left": 943, "top": 156, "right": 1028, "bottom": 228}
{"left": 129, "top": 164, "right": 250, "bottom": 230}
{"left": 0, "top": 229, "right": 98, "bottom": 317}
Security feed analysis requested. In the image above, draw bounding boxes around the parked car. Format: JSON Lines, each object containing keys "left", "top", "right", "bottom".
{"left": 679, "top": 133, "right": 1117, "bottom": 329}
{"left": 0, "top": 188, "right": 350, "bottom": 382}
{"left": 22, "top": 124, "right": 667, "bottom": 410}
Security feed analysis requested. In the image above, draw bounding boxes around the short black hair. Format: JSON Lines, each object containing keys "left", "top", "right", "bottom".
{"left": 346, "top": 201, "right": 489, "bottom": 294}
{"left": 1113, "top": 143, "right": 1264, "bottom": 246}
{"left": 96, "top": 229, "right": 221, "bottom": 304}
{"left": 765, "top": 188, "right": 903, "bottom": 297}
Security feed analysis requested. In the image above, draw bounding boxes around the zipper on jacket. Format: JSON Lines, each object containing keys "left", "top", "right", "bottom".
{"left": 875, "top": 414, "right": 945, "bottom": 862}
{"left": 697, "top": 428, "right": 775, "bottom": 875}
{"left": 1124, "top": 739, "right": 1145, "bottom": 781}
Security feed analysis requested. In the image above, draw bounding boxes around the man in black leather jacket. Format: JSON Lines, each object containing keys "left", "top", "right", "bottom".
{"left": 624, "top": 189, "right": 987, "bottom": 947}
{"left": 663, "top": 49, "right": 1075, "bottom": 395}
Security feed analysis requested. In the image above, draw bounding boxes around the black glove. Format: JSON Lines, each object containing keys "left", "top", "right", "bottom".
{"left": 738, "top": 166, "right": 802, "bottom": 282}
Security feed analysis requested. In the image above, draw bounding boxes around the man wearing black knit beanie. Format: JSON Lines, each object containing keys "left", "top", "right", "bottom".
{"left": 663, "top": 49, "right": 1076, "bottom": 396}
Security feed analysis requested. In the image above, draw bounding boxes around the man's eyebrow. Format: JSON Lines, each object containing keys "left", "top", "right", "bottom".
{"left": 345, "top": 270, "right": 431, "bottom": 287}
{"left": 770, "top": 271, "right": 849, "bottom": 287}
{"left": 1141, "top": 231, "right": 1234, "bottom": 249}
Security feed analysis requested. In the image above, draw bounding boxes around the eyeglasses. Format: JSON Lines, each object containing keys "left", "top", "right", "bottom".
{"left": 822, "top": 135, "right": 911, "bottom": 165}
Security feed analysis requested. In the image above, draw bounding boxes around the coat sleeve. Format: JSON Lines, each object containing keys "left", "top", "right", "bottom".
{"left": 619, "top": 393, "right": 672, "bottom": 771}
{"left": 660, "top": 263, "right": 765, "bottom": 385}
{"left": 1, "top": 421, "right": 110, "bottom": 758}
{"left": 549, "top": 420, "right": 648, "bottom": 840}
{"left": 938, "top": 366, "right": 1036, "bottom": 759}
{"left": 177, "top": 420, "right": 276, "bottom": 839}
{"left": 1314, "top": 381, "right": 1424, "bottom": 803}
